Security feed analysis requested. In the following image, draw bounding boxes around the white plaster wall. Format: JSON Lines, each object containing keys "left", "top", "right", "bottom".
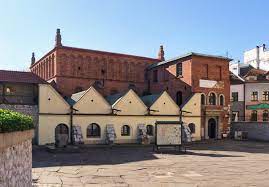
{"left": 245, "top": 83, "right": 269, "bottom": 102}
{"left": 230, "top": 84, "right": 244, "bottom": 101}
{"left": 244, "top": 47, "right": 269, "bottom": 71}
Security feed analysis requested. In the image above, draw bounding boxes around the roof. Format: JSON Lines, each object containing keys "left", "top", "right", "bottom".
{"left": 31, "top": 45, "right": 160, "bottom": 68}
{"left": 105, "top": 93, "right": 125, "bottom": 105}
{"left": 66, "top": 90, "right": 88, "bottom": 105}
{"left": 238, "top": 64, "right": 254, "bottom": 77}
{"left": 147, "top": 52, "right": 232, "bottom": 70}
{"left": 0, "top": 70, "right": 47, "bottom": 84}
{"left": 230, "top": 72, "right": 245, "bottom": 84}
{"left": 61, "top": 46, "right": 160, "bottom": 61}
{"left": 244, "top": 68, "right": 266, "bottom": 77}
{"left": 140, "top": 93, "right": 162, "bottom": 107}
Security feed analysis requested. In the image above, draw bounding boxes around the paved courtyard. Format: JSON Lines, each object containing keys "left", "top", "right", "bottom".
{"left": 32, "top": 140, "right": 269, "bottom": 186}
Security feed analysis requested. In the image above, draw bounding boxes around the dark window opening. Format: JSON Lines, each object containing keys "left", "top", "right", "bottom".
{"left": 263, "top": 110, "right": 269, "bottom": 121}
{"left": 219, "top": 95, "right": 224, "bottom": 106}
{"left": 251, "top": 110, "right": 258, "bottom": 121}
{"left": 209, "top": 93, "right": 216, "bottom": 105}
{"left": 251, "top": 91, "right": 258, "bottom": 101}
{"left": 146, "top": 125, "right": 154, "bottom": 136}
{"left": 121, "top": 125, "right": 130, "bottom": 136}
{"left": 232, "top": 92, "right": 238, "bottom": 102}
{"left": 188, "top": 123, "right": 195, "bottom": 134}
{"left": 176, "top": 63, "right": 182, "bottom": 77}
{"left": 87, "top": 123, "right": 101, "bottom": 137}
{"left": 176, "top": 91, "right": 183, "bottom": 106}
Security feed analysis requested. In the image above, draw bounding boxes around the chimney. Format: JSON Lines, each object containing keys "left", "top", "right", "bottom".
{"left": 158, "top": 45, "right": 165, "bottom": 61}
{"left": 55, "top": 28, "right": 62, "bottom": 47}
{"left": 263, "top": 44, "right": 266, "bottom": 51}
{"left": 256, "top": 45, "right": 260, "bottom": 69}
{"left": 31, "top": 52, "right": 35, "bottom": 65}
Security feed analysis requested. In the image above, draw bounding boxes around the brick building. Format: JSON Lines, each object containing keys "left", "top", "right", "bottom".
{"left": 30, "top": 29, "right": 231, "bottom": 139}
{"left": 147, "top": 53, "right": 231, "bottom": 138}
{"left": 30, "top": 29, "right": 160, "bottom": 97}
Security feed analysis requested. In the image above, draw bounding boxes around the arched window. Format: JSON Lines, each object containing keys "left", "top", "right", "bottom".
{"left": 201, "top": 94, "right": 206, "bottom": 105}
{"left": 251, "top": 110, "right": 258, "bottom": 121}
{"left": 146, "top": 125, "right": 154, "bottom": 136}
{"left": 87, "top": 123, "right": 101, "bottom": 138}
{"left": 209, "top": 92, "right": 216, "bottom": 105}
{"left": 219, "top": 95, "right": 224, "bottom": 106}
{"left": 263, "top": 110, "right": 269, "bottom": 121}
{"left": 121, "top": 125, "right": 130, "bottom": 136}
{"left": 188, "top": 123, "right": 195, "bottom": 134}
{"left": 176, "top": 91, "right": 183, "bottom": 106}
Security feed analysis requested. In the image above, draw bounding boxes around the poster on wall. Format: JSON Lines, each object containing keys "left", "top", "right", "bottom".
{"left": 155, "top": 121, "right": 181, "bottom": 146}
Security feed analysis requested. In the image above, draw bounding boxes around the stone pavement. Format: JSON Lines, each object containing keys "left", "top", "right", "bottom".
{"left": 32, "top": 140, "right": 269, "bottom": 186}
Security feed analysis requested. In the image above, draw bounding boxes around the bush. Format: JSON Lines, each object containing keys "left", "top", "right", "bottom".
{"left": 0, "top": 109, "right": 34, "bottom": 133}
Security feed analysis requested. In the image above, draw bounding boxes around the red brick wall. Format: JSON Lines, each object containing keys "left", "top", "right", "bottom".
{"left": 147, "top": 58, "right": 192, "bottom": 104}
{"left": 191, "top": 56, "right": 230, "bottom": 106}
{"left": 31, "top": 47, "right": 159, "bottom": 96}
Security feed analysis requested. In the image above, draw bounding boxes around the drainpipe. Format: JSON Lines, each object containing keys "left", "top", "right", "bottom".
{"left": 256, "top": 46, "right": 260, "bottom": 69}
{"left": 70, "top": 106, "right": 74, "bottom": 145}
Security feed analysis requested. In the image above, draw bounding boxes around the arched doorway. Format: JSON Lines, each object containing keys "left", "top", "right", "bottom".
{"left": 208, "top": 118, "right": 216, "bottom": 139}
{"left": 55, "top": 124, "right": 69, "bottom": 147}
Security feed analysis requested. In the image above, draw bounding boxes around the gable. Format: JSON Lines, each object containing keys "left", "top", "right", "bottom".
{"left": 73, "top": 87, "right": 111, "bottom": 114}
{"left": 150, "top": 91, "right": 179, "bottom": 115}
{"left": 39, "top": 84, "right": 70, "bottom": 114}
{"left": 182, "top": 93, "right": 201, "bottom": 117}
{"left": 113, "top": 90, "right": 148, "bottom": 115}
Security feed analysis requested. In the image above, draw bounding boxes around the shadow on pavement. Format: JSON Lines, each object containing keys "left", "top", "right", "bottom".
{"left": 32, "top": 146, "right": 158, "bottom": 168}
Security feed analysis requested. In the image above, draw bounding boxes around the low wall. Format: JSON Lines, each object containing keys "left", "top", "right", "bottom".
{"left": 231, "top": 122, "right": 269, "bottom": 141}
{"left": 0, "top": 104, "right": 38, "bottom": 143}
{"left": 0, "top": 130, "right": 33, "bottom": 187}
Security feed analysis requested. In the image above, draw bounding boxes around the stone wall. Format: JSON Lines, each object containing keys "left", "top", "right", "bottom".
{"left": 231, "top": 122, "right": 269, "bottom": 141}
{"left": 0, "top": 130, "right": 33, "bottom": 187}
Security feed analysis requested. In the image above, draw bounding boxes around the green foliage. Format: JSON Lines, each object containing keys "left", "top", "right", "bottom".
{"left": 0, "top": 109, "right": 34, "bottom": 133}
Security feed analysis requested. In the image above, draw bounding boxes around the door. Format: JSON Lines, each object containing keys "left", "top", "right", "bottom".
{"left": 55, "top": 124, "right": 69, "bottom": 147}
{"left": 208, "top": 118, "right": 216, "bottom": 139}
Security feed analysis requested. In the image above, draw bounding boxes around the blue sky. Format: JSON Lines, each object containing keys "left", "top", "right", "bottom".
{"left": 0, "top": 0, "right": 268, "bottom": 71}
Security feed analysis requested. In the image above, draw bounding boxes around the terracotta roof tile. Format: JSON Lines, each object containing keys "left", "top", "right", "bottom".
{"left": 0, "top": 70, "right": 47, "bottom": 84}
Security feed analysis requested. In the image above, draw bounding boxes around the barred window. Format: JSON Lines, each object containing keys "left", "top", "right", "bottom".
{"left": 87, "top": 123, "right": 101, "bottom": 138}
{"left": 121, "top": 125, "right": 130, "bottom": 136}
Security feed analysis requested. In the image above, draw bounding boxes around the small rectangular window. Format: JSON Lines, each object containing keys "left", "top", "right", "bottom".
{"left": 153, "top": 70, "right": 158, "bottom": 82}
{"left": 176, "top": 63, "right": 182, "bottom": 77}
{"left": 263, "top": 91, "right": 269, "bottom": 101}
{"left": 232, "top": 92, "right": 238, "bottom": 102}
{"left": 251, "top": 91, "right": 258, "bottom": 101}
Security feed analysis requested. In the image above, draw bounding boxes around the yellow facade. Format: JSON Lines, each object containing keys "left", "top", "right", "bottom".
{"left": 73, "top": 87, "right": 111, "bottom": 114}
{"left": 112, "top": 89, "right": 148, "bottom": 115}
{"left": 39, "top": 84, "right": 70, "bottom": 114}
{"left": 182, "top": 93, "right": 202, "bottom": 141}
{"left": 37, "top": 85, "right": 203, "bottom": 145}
{"left": 150, "top": 91, "right": 179, "bottom": 115}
